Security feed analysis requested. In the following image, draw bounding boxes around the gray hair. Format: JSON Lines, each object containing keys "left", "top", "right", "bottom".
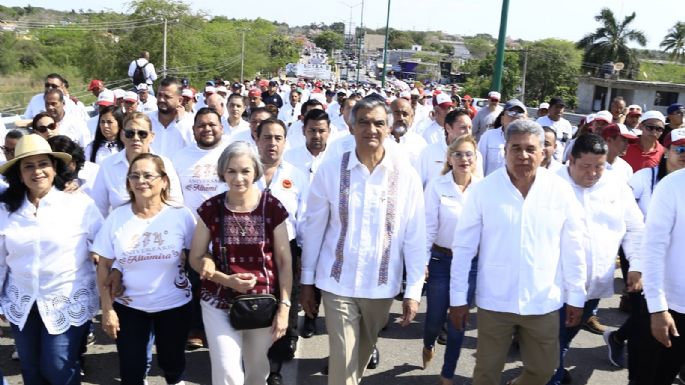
{"left": 217, "top": 141, "right": 263, "bottom": 182}
{"left": 505, "top": 119, "right": 545, "bottom": 147}
{"left": 348, "top": 97, "right": 393, "bottom": 128}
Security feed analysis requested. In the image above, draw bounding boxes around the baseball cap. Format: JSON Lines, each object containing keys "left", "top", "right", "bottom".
{"left": 216, "top": 85, "right": 228, "bottom": 94}
{"left": 463, "top": 94, "right": 473, "bottom": 101}
{"left": 231, "top": 82, "right": 241, "bottom": 89}
{"left": 627, "top": 104, "right": 642, "bottom": 114}
{"left": 487, "top": 91, "right": 501, "bottom": 100}
{"left": 433, "top": 92, "right": 454, "bottom": 108}
{"left": 136, "top": 83, "right": 149, "bottom": 92}
{"left": 123, "top": 91, "right": 138, "bottom": 103}
{"left": 664, "top": 128, "right": 685, "bottom": 147}
{"left": 585, "top": 114, "right": 595, "bottom": 124}
{"left": 538, "top": 102, "right": 550, "bottom": 110}
{"left": 204, "top": 86, "right": 216, "bottom": 94}
{"left": 667, "top": 103, "right": 685, "bottom": 115}
{"left": 639, "top": 110, "right": 666, "bottom": 124}
{"left": 258, "top": 79, "right": 269, "bottom": 88}
{"left": 96, "top": 90, "right": 115, "bottom": 106}
{"left": 248, "top": 88, "right": 262, "bottom": 98}
{"left": 268, "top": 80, "right": 279, "bottom": 87}
{"left": 601, "top": 123, "right": 638, "bottom": 143}
{"left": 593, "top": 110, "right": 613, "bottom": 124}
{"left": 504, "top": 99, "right": 526, "bottom": 112}
{"left": 113, "top": 89, "right": 125, "bottom": 100}
{"left": 88, "top": 79, "right": 104, "bottom": 91}
{"left": 181, "top": 88, "right": 195, "bottom": 99}
{"left": 548, "top": 97, "right": 565, "bottom": 107}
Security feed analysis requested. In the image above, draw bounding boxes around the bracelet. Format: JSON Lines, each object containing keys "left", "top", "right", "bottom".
{"left": 279, "top": 299, "right": 292, "bottom": 307}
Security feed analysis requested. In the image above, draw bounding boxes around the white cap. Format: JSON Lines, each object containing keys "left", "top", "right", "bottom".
{"left": 181, "top": 88, "right": 195, "bottom": 98}
{"left": 593, "top": 110, "right": 613, "bottom": 124}
{"left": 434, "top": 92, "right": 454, "bottom": 107}
{"left": 538, "top": 102, "right": 550, "bottom": 109}
{"left": 135, "top": 83, "right": 149, "bottom": 91}
{"left": 216, "top": 85, "right": 228, "bottom": 94}
{"left": 488, "top": 91, "right": 501, "bottom": 100}
{"left": 113, "top": 89, "right": 126, "bottom": 99}
{"left": 123, "top": 91, "right": 138, "bottom": 103}
{"left": 627, "top": 104, "right": 642, "bottom": 113}
{"left": 204, "top": 86, "right": 216, "bottom": 94}
{"left": 96, "top": 90, "right": 115, "bottom": 106}
{"left": 399, "top": 90, "right": 411, "bottom": 100}
{"left": 639, "top": 110, "right": 666, "bottom": 124}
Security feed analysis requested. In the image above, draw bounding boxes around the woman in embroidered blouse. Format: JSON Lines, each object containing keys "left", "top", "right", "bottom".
{"left": 0, "top": 134, "right": 103, "bottom": 385}
{"left": 189, "top": 141, "right": 292, "bottom": 385}
{"left": 422, "top": 134, "right": 480, "bottom": 385}
{"left": 93, "top": 153, "right": 196, "bottom": 385}
{"left": 85, "top": 104, "right": 124, "bottom": 165}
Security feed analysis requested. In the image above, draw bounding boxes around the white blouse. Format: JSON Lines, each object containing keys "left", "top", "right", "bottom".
{"left": 0, "top": 189, "right": 103, "bottom": 334}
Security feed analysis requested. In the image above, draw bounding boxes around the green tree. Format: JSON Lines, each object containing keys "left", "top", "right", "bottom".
{"left": 329, "top": 22, "right": 345, "bottom": 35}
{"left": 523, "top": 39, "right": 582, "bottom": 107}
{"left": 660, "top": 22, "right": 685, "bottom": 63}
{"left": 463, "top": 36, "right": 495, "bottom": 59}
{"left": 461, "top": 51, "right": 520, "bottom": 100}
{"left": 577, "top": 8, "right": 647, "bottom": 76}
{"left": 388, "top": 29, "right": 413, "bottom": 49}
{"left": 313, "top": 30, "right": 344, "bottom": 53}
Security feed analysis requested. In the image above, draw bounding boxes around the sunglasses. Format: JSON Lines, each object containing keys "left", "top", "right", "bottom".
{"left": 126, "top": 173, "right": 161, "bottom": 182}
{"left": 123, "top": 129, "right": 150, "bottom": 139}
{"left": 672, "top": 146, "right": 685, "bottom": 155}
{"left": 643, "top": 124, "right": 664, "bottom": 132}
{"left": 506, "top": 110, "right": 525, "bottom": 118}
{"left": 44, "top": 83, "right": 60, "bottom": 89}
{"left": 34, "top": 123, "right": 57, "bottom": 133}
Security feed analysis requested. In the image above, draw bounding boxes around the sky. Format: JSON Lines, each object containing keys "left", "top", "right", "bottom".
{"left": 2, "top": 0, "right": 680, "bottom": 50}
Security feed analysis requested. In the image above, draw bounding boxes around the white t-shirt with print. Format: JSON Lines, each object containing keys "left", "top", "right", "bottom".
{"left": 92, "top": 204, "right": 196, "bottom": 312}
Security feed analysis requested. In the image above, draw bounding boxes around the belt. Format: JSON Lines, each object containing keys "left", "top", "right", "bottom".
{"left": 431, "top": 244, "right": 452, "bottom": 256}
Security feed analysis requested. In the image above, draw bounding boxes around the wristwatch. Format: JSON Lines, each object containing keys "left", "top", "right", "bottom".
{"left": 279, "top": 299, "right": 292, "bottom": 307}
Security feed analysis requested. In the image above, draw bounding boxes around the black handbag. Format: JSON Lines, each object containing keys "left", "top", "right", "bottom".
{"left": 218, "top": 192, "right": 278, "bottom": 330}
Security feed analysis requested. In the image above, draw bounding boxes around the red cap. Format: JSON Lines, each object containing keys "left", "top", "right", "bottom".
{"left": 88, "top": 79, "right": 104, "bottom": 91}
{"left": 248, "top": 88, "right": 262, "bottom": 97}
{"left": 664, "top": 128, "right": 685, "bottom": 147}
{"left": 258, "top": 79, "right": 269, "bottom": 88}
{"left": 601, "top": 123, "right": 638, "bottom": 144}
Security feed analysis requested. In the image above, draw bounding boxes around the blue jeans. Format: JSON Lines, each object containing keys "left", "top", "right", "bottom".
{"left": 11, "top": 304, "right": 89, "bottom": 385}
{"left": 548, "top": 298, "right": 600, "bottom": 385}
{"left": 423, "top": 249, "right": 477, "bottom": 379}
{"left": 114, "top": 301, "right": 191, "bottom": 385}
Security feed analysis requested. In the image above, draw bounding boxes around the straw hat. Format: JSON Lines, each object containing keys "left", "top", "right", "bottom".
{"left": 0, "top": 134, "right": 72, "bottom": 174}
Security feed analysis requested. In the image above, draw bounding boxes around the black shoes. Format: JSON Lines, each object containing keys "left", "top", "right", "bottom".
{"left": 267, "top": 372, "right": 282, "bottom": 385}
{"left": 367, "top": 346, "right": 380, "bottom": 369}
{"left": 301, "top": 316, "right": 316, "bottom": 338}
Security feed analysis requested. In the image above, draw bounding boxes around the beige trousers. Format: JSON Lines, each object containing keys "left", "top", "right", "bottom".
{"left": 474, "top": 308, "right": 560, "bottom": 385}
{"left": 321, "top": 291, "right": 394, "bottom": 385}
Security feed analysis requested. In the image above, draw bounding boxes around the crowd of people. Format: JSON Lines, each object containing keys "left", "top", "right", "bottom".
{"left": 0, "top": 64, "right": 684, "bottom": 385}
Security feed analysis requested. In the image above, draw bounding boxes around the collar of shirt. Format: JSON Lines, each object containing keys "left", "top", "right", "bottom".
{"left": 346, "top": 147, "right": 397, "bottom": 174}
{"left": 17, "top": 187, "right": 58, "bottom": 218}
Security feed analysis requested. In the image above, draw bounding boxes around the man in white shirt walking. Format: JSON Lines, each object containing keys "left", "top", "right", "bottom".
{"left": 536, "top": 97, "right": 574, "bottom": 160}
{"left": 472, "top": 91, "right": 503, "bottom": 141}
{"left": 128, "top": 51, "right": 158, "bottom": 89}
{"left": 600, "top": 123, "right": 637, "bottom": 182}
{"left": 148, "top": 77, "right": 193, "bottom": 159}
{"left": 551, "top": 133, "right": 644, "bottom": 384}
{"left": 44, "top": 88, "right": 91, "bottom": 147}
{"left": 449, "top": 119, "right": 587, "bottom": 385}
{"left": 301, "top": 97, "right": 427, "bottom": 385}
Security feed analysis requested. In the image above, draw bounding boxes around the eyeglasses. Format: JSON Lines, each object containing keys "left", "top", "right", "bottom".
{"left": 126, "top": 173, "right": 162, "bottom": 182}
{"left": 643, "top": 124, "right": 664, "bottom": 132}
{"left": 451, "top": 151, "right": 475, "bottom": 159}
{"left": 123, "top": 129, "right": 150, "bottom": 139}
{"left": 44, "top": 83, "right": 60, "bottom": 89}
{"left": 506, "top": 110, "right": 525, "bottom": 118}
{"left": 34, "top": 123, "right": 57, "bottom": 133}
{"left": 672, "top": 146, "right": 685, "bottom": 155}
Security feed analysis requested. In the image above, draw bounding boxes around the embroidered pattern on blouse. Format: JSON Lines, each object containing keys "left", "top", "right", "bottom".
{"left": 379, "top": 167, "right": 399, "bottom": 285}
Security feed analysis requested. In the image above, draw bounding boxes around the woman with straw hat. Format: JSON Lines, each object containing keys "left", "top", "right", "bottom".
{"left": 0, "top": 134, "right": 104, "bottom": 385}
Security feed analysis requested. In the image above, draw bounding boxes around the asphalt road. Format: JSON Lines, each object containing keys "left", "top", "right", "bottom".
{"left": 0, "top": 274, "right": 679, "bottom": 385}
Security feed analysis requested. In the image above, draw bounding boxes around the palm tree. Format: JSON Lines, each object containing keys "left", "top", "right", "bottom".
{"left": 660, "top": 22, "right": 685, "bottom": 63}
{"left": 577, "top": 8, "right": 647, "bottom": 77}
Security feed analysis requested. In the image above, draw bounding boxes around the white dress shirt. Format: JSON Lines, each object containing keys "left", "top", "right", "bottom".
{"left": 278, "top": 102, "right": 303, "bottom": 127}
{"left": 91, "top": 150, "right": 183, "bottom": 217}
{"left": 394, "top": 131, "right": 427, "bottom": 173}
{"left": 0, "top": 189, "right": 103, "bottom": 333}
{"left": 557, "top": 166, "right": 644, "bottom": 299}
{"left": 255, "top": 161, "right": 309, "bottom": 243}
{"left": 57, "top": 113, "right": 92, "bottom": 147}
{"left": 148, "top": 111, "right": 194, "bottom": 159}
{"left": 223, "top": 118, "right": 250, "bottom": 143}
{"left": 284, "top": 144, "right": 328, "bottom": 182}
{"left": 419, "top": 140, "right": 484, "bottom": 186}
{"left": 85, "top": 141, "right": 121, "bottom": 165}
{"left": 536, "top": 116, "right": 574, "bottom": 160}
{"left": 137, "top": 95, "right": 158, "bottom": 113}
{"left": 629, "top": 166, "right": 659, "bottom": 217}
{"left": 24, "top": 93, "right": 79, "bottom": 120}
{"left": 478, "top": 127, "right": 506, "bottom": 176}
{"left": 606, "top": 156, "right": 634, "bottom": 182}
{"left": 127, "top": 58, "right": 158, "bottom": 85}
{"left": 450, "top": 167, "right": 587, "bottom": 314}
{"left": 641, "top": 168, "right": 685, "bottom": 313}
{"left": 472, "top": 106, "right": 503, "bottom": 141}
{"left": 424, "top": 172, "right": 480, "bottom": 254}
{"left": 421, "top": 120, "right": 444, "bottom": 146}
{"left": 172, "top": 142, "right": 229, "bottom": 215}
{"left": 301, "top": 149, "right": 427, "bottom": 301}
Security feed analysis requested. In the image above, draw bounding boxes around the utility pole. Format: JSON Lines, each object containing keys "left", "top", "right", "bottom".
{"left": 381, "top": 0, "right": 391, "bottom": 87}
{"left": 162, "top": 18, "right": 167, "bottom": 78}
{"left": 521, "top": 49, "right": 528, "bottom": 103}
{"left": 240, "top": 30, "right": 245, "bottom": 83}
{"left": 356, "top": 0, "right": 364, "bottom": 84}
{"left": 492, "top": 0, "right": 510, "bottom": 92}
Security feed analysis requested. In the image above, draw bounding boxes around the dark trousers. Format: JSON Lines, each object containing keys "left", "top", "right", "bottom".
{"left": 114, "top": 301, "right": 191, "bottom": 385}
{"left": 635, "top": 309, "right": 685, "bottom": 385}
{"left": 11, "top": 304, "right": 89, "bottom": 385}
{"left": 268, "top": 240, "right": 301, "bottom": 366}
